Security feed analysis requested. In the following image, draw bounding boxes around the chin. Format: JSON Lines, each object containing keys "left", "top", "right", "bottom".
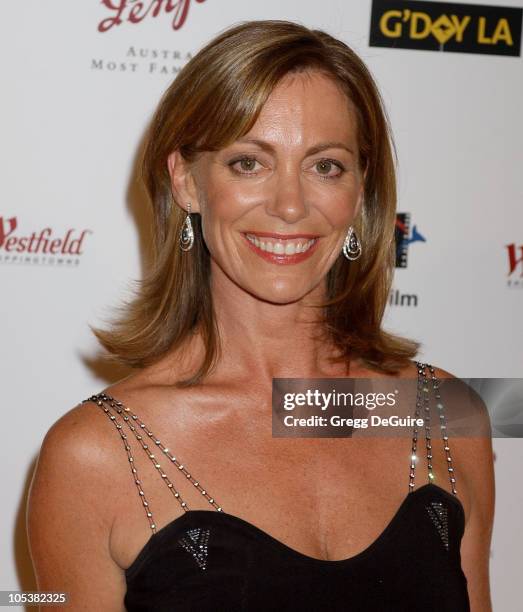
{"left": 248, "top": 282, "right": 315, "bottom": 305}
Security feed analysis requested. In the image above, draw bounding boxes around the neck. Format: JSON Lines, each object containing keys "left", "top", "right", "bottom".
{"left": 203, "top": 264, "right": 349, "bottom": 385}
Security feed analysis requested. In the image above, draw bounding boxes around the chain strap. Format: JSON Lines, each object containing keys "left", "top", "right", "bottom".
{"left": 84, "top": 365, "right": 457, "bottom": 533}
{"left": 83, "top": 393, "right": 223, "bottom": 534}
{"left": 409, "top": 362, "right": 458, "bottom": 495}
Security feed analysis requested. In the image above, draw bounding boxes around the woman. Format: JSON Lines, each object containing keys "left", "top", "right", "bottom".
{"left": 27, "top": 19, "right": 494, "bottom": 611}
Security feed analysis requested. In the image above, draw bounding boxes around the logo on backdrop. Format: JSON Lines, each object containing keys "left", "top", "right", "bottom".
{"left": 506, "top": 243, "right": 523, "bottom": 288}
{"left": 0, "top": 216, "right": 92, "bottom": 267}
{"left": 395, "top": 213, "right": 426, "bottom": 268}
{"left": 388, "top": 213, "right": 424, "bottom": 308}
{"left": 369, "top": 0, "right": 522, "bottom": 56}
{"left": 91, "top": 47, "right": 194, "bottom": 75}
{"left": 98, "top": 0, "right": 208, "bottom": 33}
{"left": 388, "top": 287, "right": 419, "bottom": 307}
{"left": 93, "top": 1, "right": 209, "bottom": 73}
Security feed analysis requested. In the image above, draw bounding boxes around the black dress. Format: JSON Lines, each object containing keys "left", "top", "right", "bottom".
{"left": 83, "top": 362, "right": 470, "bottom": 611}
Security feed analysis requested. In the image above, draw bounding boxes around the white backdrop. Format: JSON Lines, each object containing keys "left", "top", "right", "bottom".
{"left": 1, "top": 1, "right": 522, "bottom": 610}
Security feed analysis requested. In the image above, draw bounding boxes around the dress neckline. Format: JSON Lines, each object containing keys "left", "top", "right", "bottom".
{"left": 125, "top": 482, "right": 464, "bottom": 579}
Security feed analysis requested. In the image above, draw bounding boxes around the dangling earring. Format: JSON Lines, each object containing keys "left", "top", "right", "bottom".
{"left": 179, "top": 202, "right": 194, "bottom": 251}
{"left": 342, "top": 225, "right": 361, "bottom": 260}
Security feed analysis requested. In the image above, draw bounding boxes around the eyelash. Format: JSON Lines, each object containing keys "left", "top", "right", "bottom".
{"left": 228, "top": 156, "right": 346, "bottom": 180}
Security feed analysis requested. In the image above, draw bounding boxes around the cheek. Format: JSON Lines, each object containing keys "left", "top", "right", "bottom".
{"left": 316, "top": 189, "right": 360, "bottom": 229}
{"left": 198, "top": 184, "right": 243, "bottom": 247}
{"left": 202, "top": 178, "right": 258, "bottom": 222}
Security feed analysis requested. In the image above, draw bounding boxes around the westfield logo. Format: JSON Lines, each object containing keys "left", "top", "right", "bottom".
{"left": 0, "top": 216, "right": 92, "bottom": 257}
{"left": 98, "top": 0, "right": 208, "bottom": 33}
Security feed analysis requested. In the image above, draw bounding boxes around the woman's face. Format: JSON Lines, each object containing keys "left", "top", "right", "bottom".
{"left": 170, "top": 69, "right": 364, "bottom": 305}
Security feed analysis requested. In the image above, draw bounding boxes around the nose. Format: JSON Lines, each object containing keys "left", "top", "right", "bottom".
{"left": 265, "top": 164, "right": 309, "bottom": 224}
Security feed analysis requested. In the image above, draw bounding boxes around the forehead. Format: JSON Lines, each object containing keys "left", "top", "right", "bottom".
{"left": 248, "top": 70, "right": 357, "bottom": 144}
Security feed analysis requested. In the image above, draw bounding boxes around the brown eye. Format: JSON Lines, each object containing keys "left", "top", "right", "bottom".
{"left": 315, "top": 159, "right": 345, "bottom": 179}
{"left": 229, "top": 156, "right": 260, "bottom": 175}
{"left": 239, "top": 158, "right": 256, "bottom": 171}
{"left": 317, "top": 160, "right": 332, "bottom": 174}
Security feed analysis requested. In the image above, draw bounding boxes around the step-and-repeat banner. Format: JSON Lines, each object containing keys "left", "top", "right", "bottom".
{"left": 2, "top": 1, "right": 522, "bottom": 609}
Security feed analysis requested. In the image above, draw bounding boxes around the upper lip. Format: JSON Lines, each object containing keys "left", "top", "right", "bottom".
{"left": 243, "top": 231, "right": 320, "bottom": 239}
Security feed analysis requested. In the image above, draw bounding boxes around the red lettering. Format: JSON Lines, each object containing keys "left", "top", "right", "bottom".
{"left": 0, "top": 216, "right": 17, "bottom": 248}
{"left": 130, "top": 0, "right": 168, "bottom": 22}
{"left": 169, "top": 0, "right": 208, "bottom": 30}
{"left": 151, "top": 0, "right": 167, "bottom": 17}
{"left": 0, "top": 218, "right": 91, "bottom": 258}
{"left": 68, "top": 230, "right": 92, "bottom": 255}
{"left": 34, "top": 229, "right": 52, "bottom": 254}
{"left": 506, "top": 243, "right": 523, "bottom": 276}
{"left": 16, "top": 237, "right": 28, "bottom": 252}
{"left": 5, "top": 236, "right": 18, "bottom": 252}
{"left": 27, "top": 232, "right": 38, "bottom": 253}
{"left": 167, "top": 0, "right": 190, "bottom": 30}
{"left": 129, "top": 2, "right": 148, "bottom": 23}
{"left": 62, "top": 229, "right": 74, "bottom": 253}
{"left": 98, "top": 0, "right": 128, "bottom": 33}
{"left": 50, "top": 238, "right": 62, "bottom": 254}
{"left": 98, "top": 0, "right": 207, "bottom": 32}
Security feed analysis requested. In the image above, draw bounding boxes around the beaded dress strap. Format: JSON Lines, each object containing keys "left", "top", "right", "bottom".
{"left": 82, "top": 393, "right": 223, "bottom": 534}
{"left": 408, "top": 362, "right": 458, "bottom": 496}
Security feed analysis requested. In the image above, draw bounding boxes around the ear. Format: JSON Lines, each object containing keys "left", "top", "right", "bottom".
{"left": 166, "top": 150, "right": 201, "bottom": 214}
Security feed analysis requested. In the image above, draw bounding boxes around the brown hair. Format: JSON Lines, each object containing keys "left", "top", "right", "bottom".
{"left": 92, "top": 19, "right": 420, "bottom": 386}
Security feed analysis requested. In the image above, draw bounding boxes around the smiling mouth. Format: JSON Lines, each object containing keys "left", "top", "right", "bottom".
{"left": 241, "top": 232, "right": 321, "bottom": 264}
{"left": 244, "top": 233, "right": 317, "bottom": 255}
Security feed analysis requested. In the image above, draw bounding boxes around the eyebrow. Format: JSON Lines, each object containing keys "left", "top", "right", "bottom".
{"left": 233, "top": 137, "right": 355, "bottom": 157}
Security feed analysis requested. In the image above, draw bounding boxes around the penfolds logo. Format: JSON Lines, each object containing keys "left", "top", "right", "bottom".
{"left": 98, "top": 0, "right": 208, "bottom": 33}
{"left": 0, "top": 216, "right": 92, "bottom": 266}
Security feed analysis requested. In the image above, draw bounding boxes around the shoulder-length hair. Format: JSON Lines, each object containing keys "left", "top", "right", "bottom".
{"left": 93, "top": 19, "right": 420, "bottom": 387}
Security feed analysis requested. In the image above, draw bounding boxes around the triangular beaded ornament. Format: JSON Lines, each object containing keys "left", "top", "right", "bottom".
{"left": 178, "top": 527, "right": 210, "bottom": 570}
{"left": 425, "top": 501, "right": 449, "bottom": 551}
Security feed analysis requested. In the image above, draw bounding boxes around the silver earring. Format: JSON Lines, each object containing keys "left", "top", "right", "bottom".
{"left": 179, "top": 202, "right": 194, "bottom": 251}
{"left": 342, "top": 226, "right": 361, "bottom": 260}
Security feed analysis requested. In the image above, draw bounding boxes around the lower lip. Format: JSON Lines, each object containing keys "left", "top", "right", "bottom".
{"left": 241, "top": 234, "right": 320, "bottom": 265}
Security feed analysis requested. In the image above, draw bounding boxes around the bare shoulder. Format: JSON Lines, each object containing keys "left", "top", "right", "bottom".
{"left": 404, "top": 361, "right": 494, "bottom": 519}
{"left": 39, "top": 396, "right": 124, "bottom": 461}
{"left": 422, "top": 362, "right": 494, "bottom": 482}
{"left": 26, "top": 397, "right": 130, "bottom": 609}
{"left": 27, "top": 395, "right": 127, "bottom": 523}
{"left": 30, "top": 395, "right": 130, "bottom": 495}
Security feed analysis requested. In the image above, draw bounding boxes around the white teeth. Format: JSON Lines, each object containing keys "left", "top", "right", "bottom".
{"left": 245, "top": 234, "right": 316, "bottom": 255}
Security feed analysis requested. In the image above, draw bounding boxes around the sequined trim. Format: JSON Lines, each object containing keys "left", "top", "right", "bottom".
{"left": 426, "top": 501, "right": 449, "bottom": 551}
{"left": 410, "top": 363, "right": 458, "bottom": 497}
{"left": 82, "top": 393, "right": 223, "bottom": 535}
{"left": 178, "top": 527, "right": 211, "bottom": 570}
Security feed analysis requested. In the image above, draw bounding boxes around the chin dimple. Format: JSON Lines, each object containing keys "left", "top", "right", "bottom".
{"left": 245, "top": 234, "right": 317, "bottom": 255}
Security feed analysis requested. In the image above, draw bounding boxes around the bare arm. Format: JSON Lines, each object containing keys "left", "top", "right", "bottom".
{"left": 459, "top": 433, "right": 495, "bottom": 612}
{"left": 434, "top": 366, "right": 496, "bottom": 612}
{"left": 26, "top": 403, "right": 127, "bottom": 611}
